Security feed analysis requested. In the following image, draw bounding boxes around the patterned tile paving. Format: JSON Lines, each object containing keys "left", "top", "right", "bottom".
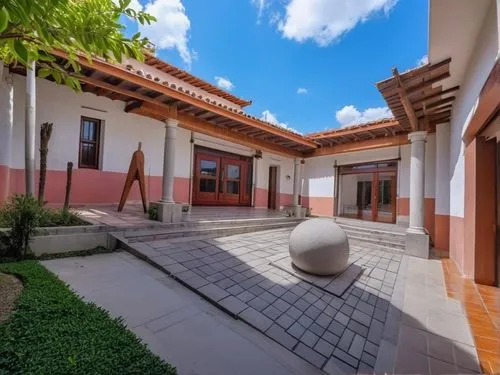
{"left": 442, "top": 259, "right": 500, "bottom": 374}
{"left": 128, "top": 228, "right": 404, "bottom": 374}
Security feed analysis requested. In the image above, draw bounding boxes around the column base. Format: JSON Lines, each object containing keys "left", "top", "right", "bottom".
{"left": 284, "top": 205, "right": 306, "bottom": 218}
{"left": 151, "top": 201, "right": 182, "bottom": 223}
{"left": 405, "top": 228, "right": 430, "bottom": 258}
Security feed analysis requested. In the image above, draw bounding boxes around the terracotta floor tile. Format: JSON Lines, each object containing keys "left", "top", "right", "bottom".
{"left": 474, "top": 336, "right": 500, "bottom": 354}
{"left": 472, "top": 326, "right": 499, "bottom": 340}
{"left": 441, "top": 259, "right": 500, "bottom": 375}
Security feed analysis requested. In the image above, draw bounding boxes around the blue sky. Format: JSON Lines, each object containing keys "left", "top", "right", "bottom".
{"left": 122, "top": 0, "right": 428, "bottom": 134}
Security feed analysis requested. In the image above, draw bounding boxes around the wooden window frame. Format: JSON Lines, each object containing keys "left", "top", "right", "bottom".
{"left": 78, "top": 116, "right": 101, "bottom": 169}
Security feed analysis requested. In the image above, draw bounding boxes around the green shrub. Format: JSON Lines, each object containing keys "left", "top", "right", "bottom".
{"left": 0, "top": 195, "right": 87, "bottom": 259}
{"left": 0, "top": 195, "right": 42, "bottom": 259}
{"left": 0, "top": 261, "right": 176, "bottom": 374}
{"left": 148, "top": 205, "right": 158, "bottom": 220}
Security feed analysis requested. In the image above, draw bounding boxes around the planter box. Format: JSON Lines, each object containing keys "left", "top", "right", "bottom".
{"left": 0, "top": 224, "right": 117, "bottom": 257}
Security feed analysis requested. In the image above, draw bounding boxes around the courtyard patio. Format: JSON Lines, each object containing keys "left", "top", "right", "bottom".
{"left": 115, "top": 225, "right": 485, "bottom": 374}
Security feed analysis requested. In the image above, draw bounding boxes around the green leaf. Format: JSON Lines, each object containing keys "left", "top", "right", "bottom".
{"left": 0, "top": 7, "right": 9, "bottom": 33}
{"left": 12, "top": 40, "right": 28, "bottom": 65}
{"left": 37, "top": 67, "right": 51, "bottom": 79}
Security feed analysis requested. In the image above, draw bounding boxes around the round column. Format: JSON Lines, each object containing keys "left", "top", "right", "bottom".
{"left": 161, "top": 118, "right": 178, "bottom": 203}
{"left": 293, "top": 158, "right": 301, "bottom": 206}
{"left": 408, "top": 131, "right": 427, "bottom": 232}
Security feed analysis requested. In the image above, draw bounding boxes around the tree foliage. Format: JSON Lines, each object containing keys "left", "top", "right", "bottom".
{"left": 0, "top": 0, "right": 155, "bottom": 90}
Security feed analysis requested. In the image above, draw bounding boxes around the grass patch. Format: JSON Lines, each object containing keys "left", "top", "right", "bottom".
{"left": 0, "top": 261, "right": 176, "bottom": 375}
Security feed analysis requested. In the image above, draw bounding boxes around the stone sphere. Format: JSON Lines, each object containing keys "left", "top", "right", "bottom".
{"left": 289, "top": 218, "right": 349, "bottom": 276}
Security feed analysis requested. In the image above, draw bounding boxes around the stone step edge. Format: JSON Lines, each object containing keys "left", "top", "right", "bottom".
{"left": 342, "top": 230, "right": 406, "bottom": 245}
{"left": 337, "top": 223, "right": 407, "bottom": 237}
{"left": 123, "top": 218, "right": 304, "bottom": 237}
{"left": 126, "top": 222, "right": 300, "bottom": 243}
{"left": 347, "top": 235, "right": 405, "bottom": 251}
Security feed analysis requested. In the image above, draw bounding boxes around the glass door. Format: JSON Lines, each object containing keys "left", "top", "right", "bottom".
{"left": 377, "top": 174, "right": 396, "bottom": 223}
{"left": 356, "top": 180, "right": 373, "bottom": 220}
{"left": 195, "top": 154, "right": 220, "bottom": 203}
{"left": 220, "top": 159, "right": 243, "bottom": 203}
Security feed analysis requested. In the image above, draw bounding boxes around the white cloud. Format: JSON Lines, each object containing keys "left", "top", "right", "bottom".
{"left": 261, "top": 110, "right": 302, "bottom": 134}
{"left": 139, "top": 0, "right": 193, "bottom": 67}
{"left": 251, "top": 0, "right": 268, "bottom": 23}
{"left": 336, "top": 105, "right": 392, "bottom": 128}
{"left": 128, "top": 0, "right": 144, "bottom": 12}
{"left": 416, "top": 54, "right": 428, "bottom": 67}
{"left": 275, "top": 0, "right": 398, "bottom": 46}
{"left": 214, "top": 76, "right": 234, "bottom": 91}
{"left": 297, "top": 87, "right": 308, "bottom": 94}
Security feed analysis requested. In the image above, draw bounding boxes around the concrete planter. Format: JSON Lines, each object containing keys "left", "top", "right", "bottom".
{"left": 0, "top": 223, "right": 115, "bottom": 257}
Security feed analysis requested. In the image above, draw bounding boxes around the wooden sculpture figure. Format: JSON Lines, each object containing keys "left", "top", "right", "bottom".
{"left": 118, "top": 142, "right": 147, "bottom": 213}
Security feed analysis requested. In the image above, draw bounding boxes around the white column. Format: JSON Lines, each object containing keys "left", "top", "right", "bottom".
{"left": 25, "top": 61, "right": 36, "bottom": 196}
{"left": 0, "top": 67, "right": 14, "bottom": 202}
{"left": 292, "top": 158, "right": 301, "bottom": 206}
{"left": 407, "top": 131, "right": 427, "bottom": 232}
{"left": 161, "top": 118, "right": 178, "bottom": 203}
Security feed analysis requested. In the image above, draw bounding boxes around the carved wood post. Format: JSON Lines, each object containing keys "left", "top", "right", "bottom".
{"left": 38, "top": 122, "right": 53, "bottom": 203}
{"left": 64, "top": 161, "right": 73, "bottom": 210}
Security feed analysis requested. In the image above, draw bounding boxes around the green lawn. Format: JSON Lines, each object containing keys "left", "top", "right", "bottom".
{"left": 0, "top": 261, "right": 176, "bottom": 375}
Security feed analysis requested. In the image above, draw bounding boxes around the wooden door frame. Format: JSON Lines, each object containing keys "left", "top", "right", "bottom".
{"left": 192, "top": 146, "right": 253, "bottom": 206}
{"left": 338, "top": 161, "right": 398, "bottom": 224}
{"left": 268, "top": 166, "right": 278, "bottom": 210}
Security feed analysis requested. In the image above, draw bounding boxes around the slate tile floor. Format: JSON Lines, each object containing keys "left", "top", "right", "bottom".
{"left": 128, "top": 228, "right": 405, "bottom": 373}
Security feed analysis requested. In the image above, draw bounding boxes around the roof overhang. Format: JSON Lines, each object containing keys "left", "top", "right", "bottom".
{"left": 376, "top": 58, "right": 458, "bottom": 131}
{"left": 305, "top": 119, "right": 403, "bottom": 147}
{"left": 143, "top": 54, "right": 252, "bottom": 108}
{"left": 49, "top": 51, "right": 318, "bottom": 157}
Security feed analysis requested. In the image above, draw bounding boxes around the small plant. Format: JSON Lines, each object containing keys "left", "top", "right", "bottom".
{"left": 148, "top": 205, "right": 158, "bottom": 221}
{"left": 1, "top": 194, "right": 42, "bottom": 259}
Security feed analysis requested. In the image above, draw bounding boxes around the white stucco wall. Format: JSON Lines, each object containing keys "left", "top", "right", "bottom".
{"left": 4, "top": 73, "right": 298, "bottom": 202}
{"left": 256, "top": 152, "right": 295, "bottom": 195}
{"left": 10, "top": 74, "right": 169, "bottom": 177}
{"left": 303, "top": 145, "right": 411, "bottom": 198}
{"left": 448, "top": 3, "right": 499, "bottom": 218}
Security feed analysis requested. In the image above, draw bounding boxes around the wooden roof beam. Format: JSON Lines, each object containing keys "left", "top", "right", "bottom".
{"left": 393, "top": 67, "right": 419, "bottom": 131}
{"left": 305, "top": 134, "right": 409, "bottom": 157}
{"left": 52, "top": 51, "right": 316, "bottom": 148}
{"left": 307, "top": 120, "right": 399, "bottom": 140}
{"left": 411, "top": 85, "right": 460, "bottom": 105}
{"left": 131, "top": 103, "right": 302, "bottom": 157}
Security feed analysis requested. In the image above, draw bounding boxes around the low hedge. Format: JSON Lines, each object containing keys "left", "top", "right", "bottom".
{"left": 0, "top": 261, "right": 176, "bottom": 375}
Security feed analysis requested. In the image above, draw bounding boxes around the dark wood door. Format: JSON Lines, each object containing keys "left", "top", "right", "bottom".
{"left": 193, "top": 150, "right": 251, "bottom": 206}
{"left": 268, "top": 166, "right": 278, "bottom": 209}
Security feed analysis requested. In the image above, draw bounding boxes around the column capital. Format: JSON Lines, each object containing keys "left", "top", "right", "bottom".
{"left": 294, "top": 158, "right": 301, "bottom": 166}
{"left": 165, "top": 118, "right": 179, "bottom": 128}
{"left": 408, "top": 131, "right": 427, "bottom": 143}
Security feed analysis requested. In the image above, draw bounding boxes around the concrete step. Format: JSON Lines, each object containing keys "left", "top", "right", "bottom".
{"left": 334, "top": 217, "right": 407, "bottom": 234}
{"left": 341, "top": 227, "right": 405, "bottom": 244}
{"left": 124, "top": 220, "right": 302, "bottom": 243}
{"left": 122, "top": 217, "right": 302, "bottom": 238}
{"left": 346, "top": 233, "right": 405, "bottom": 251}
{"left": 332, "top": 219, "right": 406, "bottom": 251}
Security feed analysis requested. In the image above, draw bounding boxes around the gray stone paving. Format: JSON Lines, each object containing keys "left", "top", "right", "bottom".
{"left": 271, "top": 256, "right": 364, "bottom": 296}
{"left": 127, "top": 228, "right": 406, "bottom": 374}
